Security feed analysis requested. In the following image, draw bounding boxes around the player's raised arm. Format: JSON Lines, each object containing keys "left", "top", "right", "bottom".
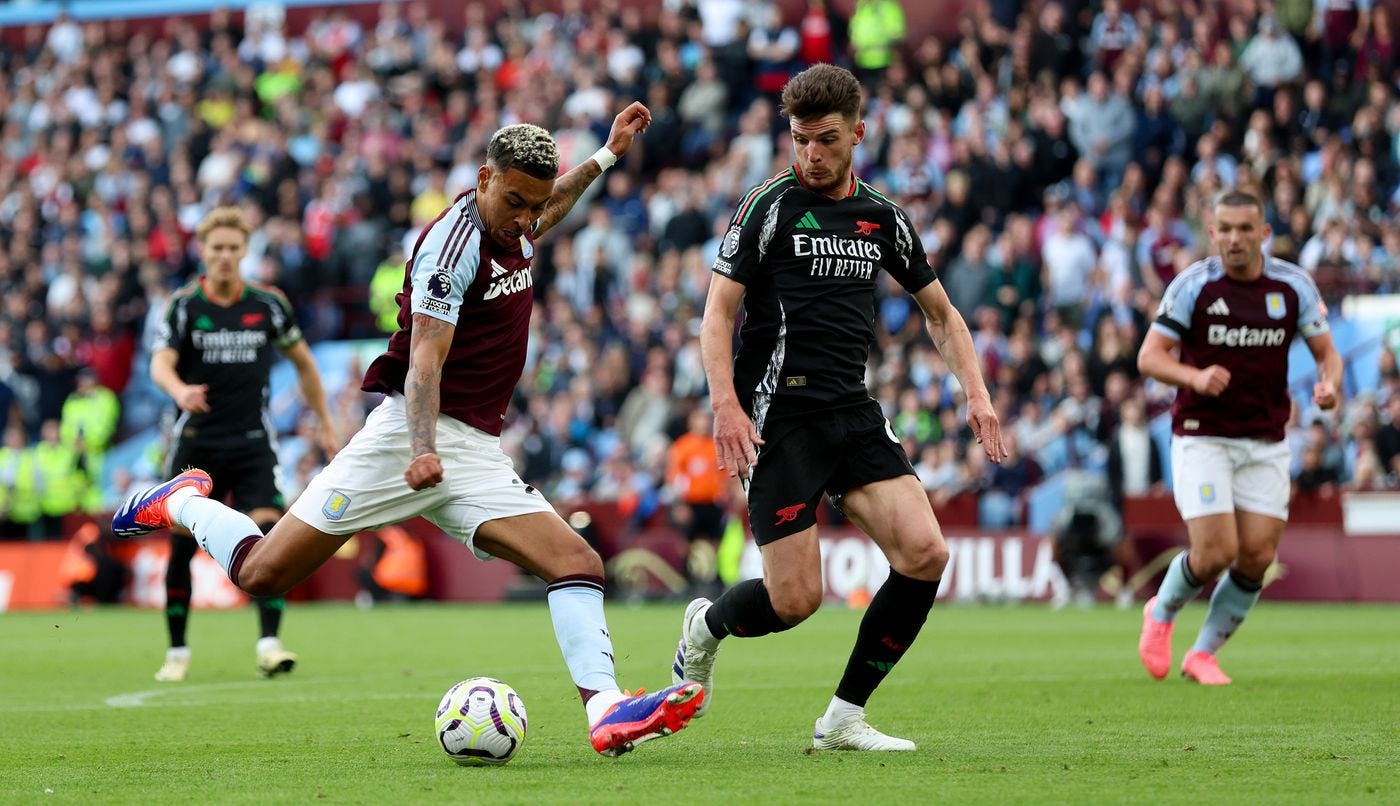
{"left": 404, "top": 314, "right": 454, "bottom": 490}
{"left": 700, "top": 273, "right": 764, "bottom": 479}
{"left": 911, "top": 280, "right": 1007, "bottom": 462}
{"left": 533, "top": 102, "right": 651, "bottom": 238}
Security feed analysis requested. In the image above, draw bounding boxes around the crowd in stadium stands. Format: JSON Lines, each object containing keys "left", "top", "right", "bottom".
{"left": 2, "top": 0, "right": 1400, "bottom": 540}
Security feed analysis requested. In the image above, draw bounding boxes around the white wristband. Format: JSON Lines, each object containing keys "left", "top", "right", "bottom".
{"left": 591, "top": 146, "right": 618, "bottom": 171}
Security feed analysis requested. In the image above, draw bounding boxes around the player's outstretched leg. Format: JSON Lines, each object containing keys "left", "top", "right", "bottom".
{"left": 588, "top": 682, "right": 706, "bottom": 757}
{"left": 1138, "top": 551, "right": 1204, "bottom": 679}
{"left": 113, "top": 469, "right": 267, "bottom": 584}
{"left": 112, "top": 469, "right": 213, "bottom": 538}
{"left": 538, "top": 571, "right": 705, "bottom": 756}
{"left": 671, "top": 597, "right": 719, "bottom": 717}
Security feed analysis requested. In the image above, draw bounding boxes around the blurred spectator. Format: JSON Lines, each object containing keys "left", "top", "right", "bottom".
{"left": 849, "top": 0, "right": 906, "bottom": 81}
{"left": 664, "top": 408, "right": 726, "bottom": 596}
{"left": 0, "top": 425, "right": 41, "bottom": 538}
{"left": 1241, "top": 16, "right": 1304, "bottom": 100}
{"left": 60, "top": 368, "right": 119, "bottom": 512}
{"left": 1088, "top": 0, "right": 1138, "bottom": 73}
{"left": 1068, "top": 72, "right": 1136, "bottom": 193}
{"left": 60, "top": 521, "right": 128, "bottom": 605}
{"left": 1049, "top": 470, "right": 1125, "bottom": 608}
{"left": 355, "top": 525, "right": 428, "bottom": 607}
{"left": 1042, "top": 207, "right": 1097, "bottom": 325}
{"left": 1107, "top": 392, "right": 1164, "bottom": 505}
{"left": 1375, "top": 394, "right": 1400, "bottom": 482}
{"left": 34, "top": 419, "right": 85, "bottom": 539}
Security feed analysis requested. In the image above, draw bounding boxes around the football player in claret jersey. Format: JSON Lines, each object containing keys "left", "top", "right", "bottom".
{"left": 116, "top": 103, "right": 706, "bottom": 758}
{"left": 149, "top": 207, "right": 340, "bottom": 682}
{"left": 672, "top": 64, "right": 1007, "bottom": 751}
{"left": 1137, "top": 191, "right": 1342, "bottom": 685}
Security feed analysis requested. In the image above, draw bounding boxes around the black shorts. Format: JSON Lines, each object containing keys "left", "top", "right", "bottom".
{"left": 166, "top": 436, "right": 285, "bottom": 514}
{"left": 746, "top": 399, "right": 915, "bottom": 544}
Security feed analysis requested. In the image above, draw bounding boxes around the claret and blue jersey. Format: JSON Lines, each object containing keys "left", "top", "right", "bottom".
{"left": 361, "top": 189, "right": 537, "bottom": 437}
{"left": 1152, "top": 255, "right": 1330, "bottom": 442}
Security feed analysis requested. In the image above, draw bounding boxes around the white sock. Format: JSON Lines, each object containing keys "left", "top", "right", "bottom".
{"left": 584, "top": 690, "right": 629, "bottom": 726}
{"left": 165, "top": 646, "right": 191, "bottom": 661}
{"left": 174, "top": 496, "right": 262, "bottom": 578}
{"left": 256, "top": 636, "right": 283, "bottom": 655}
{"left": 166, "top": 486, "right": 200, "bottom": 523}
{"left": 545, "top": 577, "right": 620, "bottom": 713}
{"left": 820, "top": 696, "right": 863, "bottom": 727}
{"left": 689, "top": 602, "right": 721, "bottom": 652}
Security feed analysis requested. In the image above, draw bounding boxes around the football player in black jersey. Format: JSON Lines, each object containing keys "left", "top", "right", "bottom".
{"left": 671, "top": 64, "right": 1007, "bottom": 750}
{"left": 149, "top": 207, "right": 340, "bottom": 681}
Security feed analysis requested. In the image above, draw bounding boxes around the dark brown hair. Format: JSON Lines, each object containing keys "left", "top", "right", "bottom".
{"left": 780, "top": 63, "right": 862, "bottom": 122}
{"left": 1215, "top": 190, "right": 1264, "bottom": 214}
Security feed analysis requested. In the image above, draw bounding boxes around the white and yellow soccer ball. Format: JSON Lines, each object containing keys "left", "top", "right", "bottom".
{"left": 434, "top": 677, "right": 528, "bottom": 766}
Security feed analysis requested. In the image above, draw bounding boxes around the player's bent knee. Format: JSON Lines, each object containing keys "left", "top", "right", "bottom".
{"left": 909, "top": 540, "right": 950, "bottom": 580}
{"left": 235, "top": 561, "right": 292, "bottom": 599}
{"left": 770, "top": 585, "right": 823, "bottom": 626}
{"left": 1235, "top": 547, "right": 1275, "bottom": 578}
{"left": 564, "top": 545, "right": 605, "bottom": 579}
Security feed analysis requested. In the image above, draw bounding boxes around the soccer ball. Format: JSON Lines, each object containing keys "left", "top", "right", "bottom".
{"left": 434, "top": 677, "right": 528, "bottom": 766}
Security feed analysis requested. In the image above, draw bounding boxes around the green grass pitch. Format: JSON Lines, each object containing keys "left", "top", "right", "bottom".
{"left": 2, "top": 602, "right": 1397, "bottom": 804}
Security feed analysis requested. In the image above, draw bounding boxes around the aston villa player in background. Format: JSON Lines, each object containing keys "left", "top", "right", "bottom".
{"left": 1136, "top": 191, "right": 1342, "bottom": 685}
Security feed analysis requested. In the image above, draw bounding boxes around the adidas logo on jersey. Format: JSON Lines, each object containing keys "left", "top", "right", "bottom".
{"left": 794, "top": 211, "right": 821, "bottom": 230}
{"left": 1206, "top": 298, "right": 1231, "bottom": 316}
{"left": 490, "top": 259, "right": 508, "bottom": 278}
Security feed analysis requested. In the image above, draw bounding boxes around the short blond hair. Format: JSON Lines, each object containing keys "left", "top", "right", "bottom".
{"left": 196, "top": 206, "right": 251, "bottom": 241}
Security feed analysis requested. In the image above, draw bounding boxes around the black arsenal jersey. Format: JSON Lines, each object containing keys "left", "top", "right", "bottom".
{"left": 155, "top": 278, "right": 303, "bottom": 443}
{"left": 713, "top": 167, "right": 937, "bottom": 425}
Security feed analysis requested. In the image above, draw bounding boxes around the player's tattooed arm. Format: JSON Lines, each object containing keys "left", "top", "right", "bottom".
{"left": 534, "top": 102, "right": 651, "bottom": 238}
{"left": 404, "top": 314, "right": 454, "bottom": 489}
{"left": 533, "top": 159, "right": 602, "bottom": 238}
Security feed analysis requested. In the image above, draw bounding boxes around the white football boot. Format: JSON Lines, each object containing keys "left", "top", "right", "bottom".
{"left": 812, "top": 712, "right": 916, "bottom": 751}
{"left": 256, "top": 637, "right": 297, "bottom": 678}
{"left": 671, "top": 598, "right": 719, "bottom": 717}
{"left": 154, "top": 647, "right": 191, "bottom": 682}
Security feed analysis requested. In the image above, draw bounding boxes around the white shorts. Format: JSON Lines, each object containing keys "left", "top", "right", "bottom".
{"left": 1170, "top": 435, "right": 1291, "bottom": 521}
{"left": 288, "top": 395, "right": 555, "bottom": 558}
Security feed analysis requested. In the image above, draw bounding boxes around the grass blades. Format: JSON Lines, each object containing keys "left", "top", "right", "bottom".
{"left": 2, "top": 602, "right": 1397, "bottom": 805}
